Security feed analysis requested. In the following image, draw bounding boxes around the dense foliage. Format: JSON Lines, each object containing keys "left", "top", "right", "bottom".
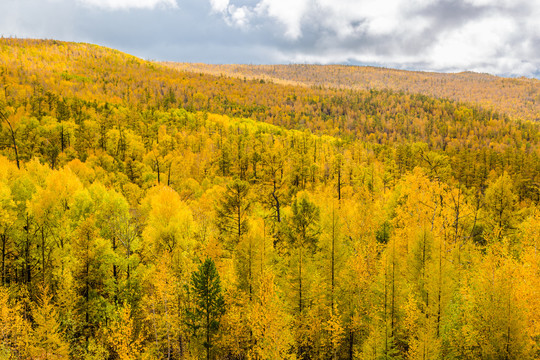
{"left": 167, "top": 62, "right": 540, "bottom": 122}
{"left": 1, "top": 38, "right": 540, "bottom": 359}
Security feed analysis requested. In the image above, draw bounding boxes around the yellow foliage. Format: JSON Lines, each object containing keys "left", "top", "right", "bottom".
{"left": 107, "top": 303, "right": 142, "bottom": 360}
{"left": 143, "top": 186, "right": 194, "bottom": 255}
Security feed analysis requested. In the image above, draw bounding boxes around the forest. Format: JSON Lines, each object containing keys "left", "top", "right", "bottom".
{"left": 0, "top": 38, "right": 540, "bottom": 359}
{"left": 165, "top": 62, "right": 540, "bottom": 123}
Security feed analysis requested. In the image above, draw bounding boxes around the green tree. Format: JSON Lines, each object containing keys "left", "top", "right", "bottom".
{"left": 186, "top": 258, "right": 226, "bottom": 360}
{"left": 216, "top": 178, "right": 251, "bottom": 248}
{"left": 286, "top": 192, "right": 320, "bottom": 314}
{"left": 484, "top": 172, "right": 517, "bottom": 238}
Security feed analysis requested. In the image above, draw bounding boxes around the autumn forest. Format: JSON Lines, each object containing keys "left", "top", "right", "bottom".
{"left": 1, "top": 38, "right": 540, "bottom": 359}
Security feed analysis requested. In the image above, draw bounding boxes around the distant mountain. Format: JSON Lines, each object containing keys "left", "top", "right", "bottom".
{"left": 163, "top": 63, "right": 540, "bottom": 122}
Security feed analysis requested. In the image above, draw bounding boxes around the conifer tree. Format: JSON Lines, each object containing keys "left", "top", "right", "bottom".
{"left": 286, "top": 192, "right": 320, "bottom": 314}
{"left": 0, "top": 286, "right": 31, "bottom": 358}
{"left": 186, "top": 258, "right": 226, "bottom": 360}
{"left": 30, "top": 287, "right": 70, "bottom": 359}
{"left": 216, "top": 178, "right": 251, "bottom": 247}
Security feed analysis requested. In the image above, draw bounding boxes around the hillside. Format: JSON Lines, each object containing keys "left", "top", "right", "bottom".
{"left": 165, "top": 62, "right": 540, "bottom": 122}
{"left": 1, "top": 38, "right": 540, "bottom": 359}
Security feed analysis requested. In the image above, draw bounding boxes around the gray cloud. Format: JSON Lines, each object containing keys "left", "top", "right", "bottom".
{"left": 0, "top": 0, "right": 538, "bottom": 77}
{"left": 208, "top": 0, "right": 540, "bottom": 76}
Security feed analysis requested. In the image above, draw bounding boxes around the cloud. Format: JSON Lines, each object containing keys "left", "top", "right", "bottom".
{"left": 254, "top": 0, "right": 311, "bottom": 39}
{"left": 77, "top": 0, "right": 178, "bottom": 10}
{"left": 209, "top": 0, "right": 229, "bottom": 13}
{"left": 0, "top": 0, "right": 538, "bottom": 77}
{"left": 208, "top": 0, "right": 540, "bottom": 76}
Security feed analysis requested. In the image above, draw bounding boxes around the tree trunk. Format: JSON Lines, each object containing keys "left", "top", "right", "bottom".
{"left": 1, "top": 234, "right": 6, "bottom": 286}
{"left": 384, "top": 253, "right": 388, "bottom": 355}
{"left": 25, "top": 218, "right": 31, "bottom": 284}
{"left": 349, "top": 329, "right": 353, "bottom": 360}
{"left": 42, "top": 226, "right": 46, "bottom": 287}
{"left": 391, "top": 238, "right": 396, "bottom": 337}
{"left": 60, "top": 124, "right": 65, "bottom": 153}
{"left": 299, "top": 246, "right": 303, "bottom": 313}
{"left": 206, "top": 303, "right": 210, "bottom": 360}
{"left": 167, "top": 162, "right": 172, "bottom": 186}
{"left": 273, "top": 177, "right": 281, "bottom": 223}
{"left": 337, "top": 166, "right": 341, "bottom": 201}
{"left": 85, "top": 231, "right": 90, "bottom": 349}
{"left": 331, "top": 206, "right": 336, "bottom": 311}
{"left": 113, "top": 236, "right": 118, "bottom": 305}
{"left": 156, "top": 157, "right": 161, "bottom": 184}
{"left": 1, "top": 111, "right": 20, "bottom": 169}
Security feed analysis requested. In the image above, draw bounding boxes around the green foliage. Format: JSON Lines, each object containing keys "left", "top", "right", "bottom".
{"left": 186, "top": 258, "right": 225, "bottom": 359}
{"left": 287, "top": 192, "right": 320, "bottom": 250}
{"left": 215, "top": 178, "right": 251, "bottom": 247}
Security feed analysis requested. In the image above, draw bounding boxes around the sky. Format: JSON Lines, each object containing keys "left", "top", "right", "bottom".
{"left": 1, "top": 0, "right": 539, "bottom": 77}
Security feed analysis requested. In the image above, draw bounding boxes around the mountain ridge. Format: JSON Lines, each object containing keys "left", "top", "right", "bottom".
{"left": 162, "top": 62, "right": 540, "bottom": 122}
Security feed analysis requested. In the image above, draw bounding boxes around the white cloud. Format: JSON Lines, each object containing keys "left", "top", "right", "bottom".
{"left": 208, "top": 0, "right": 254, "bottom": 29}
{"left": 208, "top": 0, "right": 433, "bottom": 39}
{"left": 209, "top": 0, "right": 229, "bottom": 13}
{"left": 254, "top": 0, "right": 311, "bottom": 39}
{"left": 428, "top": 16, "right": 514, "bottom": 69}
{"left": 77, "top": 0, "right": 177, "bottom": 10}
{"left": 207, "top": 0, "right": 540, "bottom": 76}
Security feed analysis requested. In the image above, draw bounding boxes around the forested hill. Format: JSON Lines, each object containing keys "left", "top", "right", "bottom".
{"left": 3, "top": 39, "right": 540, "bottom": 152}
{"left": 165, "top": 62, "right": 540, "bottom": 122}
{"left": 1, "top": 38, "right": 540, "bottom": 359}
{"left": 2, "top": 39, "right": 540, "bottom": 196}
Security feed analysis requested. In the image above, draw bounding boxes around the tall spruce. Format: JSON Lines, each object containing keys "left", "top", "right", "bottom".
{"left": 187, "top": 258, "right": 226, "bottom": 360}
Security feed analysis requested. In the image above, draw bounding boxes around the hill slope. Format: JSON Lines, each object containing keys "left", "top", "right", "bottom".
{"left": 165, "top": 62, "right": 540, "bottom": 122}
{"left": 3, "top": 39, "right": 540, "bottom": 154}
{"left": 0, "top": 38, "right": 539, "bottom": 359}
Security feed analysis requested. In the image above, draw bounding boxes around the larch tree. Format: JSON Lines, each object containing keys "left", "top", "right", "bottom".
{"left": 0, "top": 105, "right": 23, "bottom": 169}
{"left": 215, "top": 178, "right": 251, "bottom": 249}
{"left": 106, "top": 302, "right": 142, "bottom": 360}
{"left": 0, "top": 182, "right": 16, "bottom": 286}
{"left": 29, "top": 286, "right": 70, "bottom": 359}
{"left": 248, "top": 271, "right": 295, "bottom": 359}
{"left": 0, "top": 286, "right": 31, "bottom": 358}
{"left": 286, "top": 192, "right": 320, "bottom": 314}
{"left": 484, "top": 172, "right": 517, "bottom": 238}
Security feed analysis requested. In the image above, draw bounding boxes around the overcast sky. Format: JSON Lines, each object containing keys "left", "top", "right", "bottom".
{"left": 1, "top": 0, "right": 539, "bottom": 77}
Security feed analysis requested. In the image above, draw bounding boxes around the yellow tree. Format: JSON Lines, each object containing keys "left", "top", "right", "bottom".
{"left": 29, "top": 287, "right": 70, "bottom": 359}
{"left": 285, "top": 191, "right": 320, "bottom": 315}
{"left": 142, "top": 186, "right": 196, "bottom": 359}
{"left": 340, "top": 191, "right": 383, "bottom": 358}
{"left": 444, "top": 241, "right": 532, "bottom": 359}
{"left": 106, "top": 302, "right": 142, "bottom": 360}
{"left": 0, "top": 287, "right": 31, "bottom": 359}
{"left": 141, "top": 258, "right": 181, "bottom": 359}
{"left": 248, "top": 271, "right": 295, "bottom": 359}
{"left": 29, "top": 167, "right": 82, "bottom": 288}
{"left": 0, "top": 181, "right": 16, "bottom": 286}
{"left": 484, "top": 172, "right": 517, "bottom": 238}
{"left": 0, "top": 105, "right": 24, "bottom": 169}
{"left": 516, "top": 208, "right": 540, "bottom": 354}
{"left": 142, "top": 185, "right": 194, "bottom": 256}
